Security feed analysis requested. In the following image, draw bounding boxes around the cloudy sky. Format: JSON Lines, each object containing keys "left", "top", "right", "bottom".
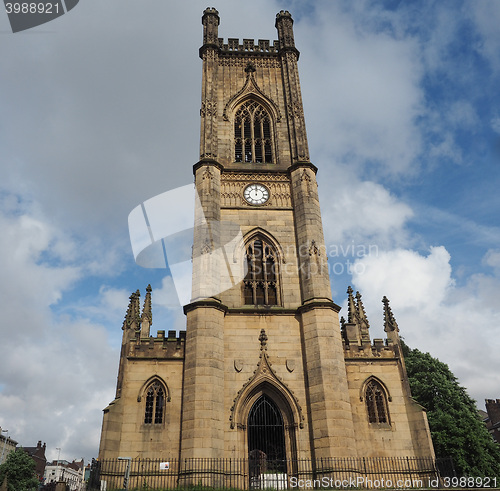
{"left": 1, "top": 0, "right": 499, "bottom": 463}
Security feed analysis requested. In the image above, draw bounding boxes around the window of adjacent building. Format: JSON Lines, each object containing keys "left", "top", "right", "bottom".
{"left": 365, "top": 379, "right": 389, "bottom": 424}
{"left": 234, "top": 100, "right": 274, "bottom": 163}
{"left": 144, "top": 381, "right": 165, "bottom": 424}
{"left": 244, "top": 237, "right": 279, "bottom": 306}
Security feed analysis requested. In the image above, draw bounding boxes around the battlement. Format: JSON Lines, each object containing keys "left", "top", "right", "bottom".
{"left": 217, "top": 37, "right": 280, "bottom": 54}
{"left": 203, "top": 7, "right": 219, "bottom": 16}
{"left": 276, "top": 10, "right": 293, "bottom": 20}
{"left": 129, "top": 330, "right": 186, "bottom": 360}
{"left": 344, "top": 338, "right": 399, "bottom": 359}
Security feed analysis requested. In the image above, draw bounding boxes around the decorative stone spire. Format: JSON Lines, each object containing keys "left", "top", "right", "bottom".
{"left": 117, "top": 289, "right": 140, "bottom": 398}
{"left": 383, "top": 296, "right": 400, "bottom": 345}
{"left": 347, "top": 286, "right": 356, "bottom": 324}
{"left": 383, "top": 296, "right": 399, "bottom": 332}
{"left": 340, "top": 316, "right": 348, "bottom": 344}
{"left": 355, "top": 291, "right": 371, "bottom": 344}
{"left": 132, "top": 289, "right": 141, "bottom": 329}
{"left": 355, "top": 291, "right": 369, "bottom": 328}
{"left": 122, "top": 290, "right": 141, "bottom": 335}
{"left": 344, "top": 287, "right": 371, "bottom": 347}
{"left": 141, "top": 284, "right": 153, "bottom": 338}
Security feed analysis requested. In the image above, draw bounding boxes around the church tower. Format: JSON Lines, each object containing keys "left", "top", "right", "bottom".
{"left": 98, "top": 9, "right": 435, "bottom": 472}
{"left": 181, "top": 7, "right": 356, "bottom": 461}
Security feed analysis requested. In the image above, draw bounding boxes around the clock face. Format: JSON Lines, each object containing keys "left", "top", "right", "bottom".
{"left": 243, "top": 183, "right": 269, "bottom": 205}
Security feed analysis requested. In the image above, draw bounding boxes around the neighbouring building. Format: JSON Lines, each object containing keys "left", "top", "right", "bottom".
{"left": 23, "top": 440, "right": 47, "bottom": 482}
{"left": 484, "top": 399, "right": 500, "bottom": 444}
{"left": 98, "top": 8, "right": 435, "bottom": 468}
{"left": 0, "top": 428, "right": 17, "bottom": 465}
{"left": 43, "top": 459, "right": 84, "bottom": 491}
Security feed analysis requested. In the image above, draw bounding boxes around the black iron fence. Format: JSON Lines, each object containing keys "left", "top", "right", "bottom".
{"left": 87, "top": 456, "right": 455, "bottom": 490}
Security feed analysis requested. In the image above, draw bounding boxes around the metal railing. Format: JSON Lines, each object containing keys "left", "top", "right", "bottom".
{"left": 87, "top": 456, "right": 455, "bottom": 490}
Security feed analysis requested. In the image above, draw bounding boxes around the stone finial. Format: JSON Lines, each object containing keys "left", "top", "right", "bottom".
{"left": 382, "top": 296, "right": 399, "bottom": 333}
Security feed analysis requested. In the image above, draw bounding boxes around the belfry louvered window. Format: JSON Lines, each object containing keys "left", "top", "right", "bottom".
{"left": 365, "top": 380, "right": 389, "bottom": 424}
{"left": 244, "top": 237, "right": 279, "bottom": 306}
{"left": 144, "top": 381, "right": 165, "bottom": 424}
{"left": 234, "top": 100, "right": 274, "bottom": 163}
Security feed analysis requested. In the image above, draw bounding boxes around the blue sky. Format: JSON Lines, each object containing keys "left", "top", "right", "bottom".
{"left": 0, "top": 0, "right": 499, "bottom": 463}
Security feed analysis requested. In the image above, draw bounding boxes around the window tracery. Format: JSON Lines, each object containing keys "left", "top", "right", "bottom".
{"left": 243, "top": 237, "right": 279, "bottom": 305}
{"left": 234, "top": 101, "right": 274, "bottom": 163}
{"left": 144, "top": 381, "right": 165, "bottom": 425}
{"left": 365, "top": 379, "right": 389, "bottom": 424}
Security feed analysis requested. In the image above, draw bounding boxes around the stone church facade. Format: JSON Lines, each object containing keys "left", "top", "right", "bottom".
{"left": 98, "top": 9, "right": 434, "bottom": 463}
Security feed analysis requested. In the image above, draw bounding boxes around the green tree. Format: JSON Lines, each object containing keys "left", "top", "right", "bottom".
{"left": 401, "top": 341, "right": 500, "bottom": 477}
{"left": 0, "top": 448, "right": 39, "bottom": 491}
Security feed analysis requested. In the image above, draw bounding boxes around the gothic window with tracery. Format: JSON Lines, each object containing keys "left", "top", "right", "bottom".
{"left": 365, "top": 379, "right": 389, "bottom": 424}
{"left": 144, "top": 381, "right": 165, "bottom": 425}
{"left": 234, "top": 100, "right": 274, "bottom": 163}
{"left": 243, "top": 237, "right": 279, "bottom": 305}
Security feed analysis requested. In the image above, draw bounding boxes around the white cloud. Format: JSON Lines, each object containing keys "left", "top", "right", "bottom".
{"left": 483, "top": 249, "right": 500, "bottom": 271}
{"left": 0, "top": 200, "right": 119, "bottom": 460}
{"left": 471, "top": 1, "right": 500, "bottom": 73}
{"left": 321, "top": 170, "right": 414, "bottom": 249}
{"left": 296, "top": 3, "right": 425, "bottom": 175}
{"left": 352, "top": 246, "right": 453, "bottom": 312}
{"left": 491, "top": 117, "right": 500, "bottom": 135}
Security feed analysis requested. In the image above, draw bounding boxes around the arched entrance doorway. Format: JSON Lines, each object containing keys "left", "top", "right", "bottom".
{"left": 248, "top": 394, "right": 287, "bottom": 480}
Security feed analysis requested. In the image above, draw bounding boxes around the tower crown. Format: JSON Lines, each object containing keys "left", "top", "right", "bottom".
{"left": 201, "top": 7, "right": 220, "bottom": 48}
{"left": 275, "top": 10, "right": 297, "bottom": 54}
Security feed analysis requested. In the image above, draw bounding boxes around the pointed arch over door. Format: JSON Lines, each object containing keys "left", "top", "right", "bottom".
{"left": 248, "top": 394, "right": 286, "bottom": 461}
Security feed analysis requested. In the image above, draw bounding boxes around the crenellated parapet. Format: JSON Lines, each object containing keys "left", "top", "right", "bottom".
{"left": 120, "top": 286, "right": 185, "bottom": 361}
{"left": 343, "top": 334, "right": 400, "bottom": 360}
{"left": 217, "top": 37, "right": 280, "bottom": 55}
{"left": 129, "top": 330, "right": 186, "bottom": 360}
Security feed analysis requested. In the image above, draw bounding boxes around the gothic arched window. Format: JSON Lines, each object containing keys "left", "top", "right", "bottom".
{"left": 144, "top": 381, "right": 165, "bottom": 424}
{"left": 365, "top": 379, "right": 389, "bottom": 424}
{"left": 234, "top": 101, "right": 274, "bottom": 164}
{"left": 243, "top": 237, "right": 279, "bottom": 306}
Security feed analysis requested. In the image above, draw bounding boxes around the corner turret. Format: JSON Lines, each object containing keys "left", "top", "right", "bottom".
{"left": 201, "top": 7, "right": 220, "bottom": 56}
{"left": 275, "top": 10, "right": 299, "bottom": 57}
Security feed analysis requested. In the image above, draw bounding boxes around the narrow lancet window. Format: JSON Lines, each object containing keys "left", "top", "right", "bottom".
{"left": 365, "top": 380, "right": 389, "bottom": 424}
{"left": 234, "top": 101, "right": 274, "bottom": 163}
{"left": 243, "top": 237, "right": 279, "bottom": 306}
{"left": 144, "top": 381, "right": 165, "bottom": 425}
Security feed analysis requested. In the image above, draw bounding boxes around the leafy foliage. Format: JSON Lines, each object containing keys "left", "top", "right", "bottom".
{"left": 0, "top": 448, "right": 39, "bottom": 491}
{"left": 401, "top": 341, "right": 500, "bottom": 477}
